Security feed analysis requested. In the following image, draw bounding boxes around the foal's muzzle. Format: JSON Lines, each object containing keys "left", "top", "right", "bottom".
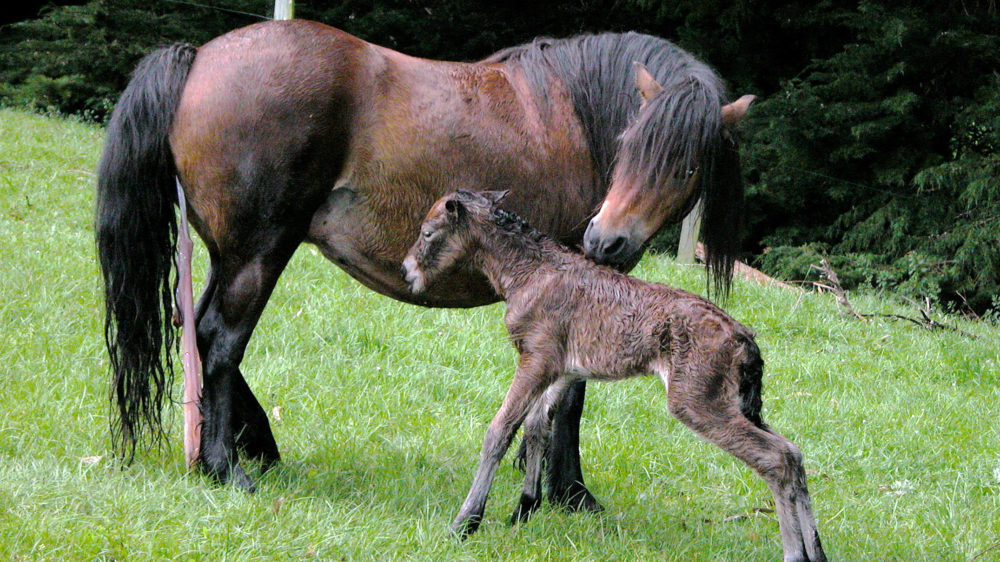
{"left": 401, "top": 255, "right": 425, "bottom": 294}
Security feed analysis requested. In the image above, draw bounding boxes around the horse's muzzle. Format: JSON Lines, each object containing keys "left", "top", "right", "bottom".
{"left": 583, "top": 219, "right": 640, "bottom": 269}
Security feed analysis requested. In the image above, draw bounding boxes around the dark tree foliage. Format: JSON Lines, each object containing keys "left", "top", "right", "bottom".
{"left": 743, "top": 2, "right": 1000, "bottom": 313}
{"left": 0, "top": 0, "right": 269, "bottom": 119}
{"left": 1, "top": 0, "right": 997, "bottom": 313}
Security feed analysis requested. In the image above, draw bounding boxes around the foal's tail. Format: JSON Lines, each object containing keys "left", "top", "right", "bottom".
{"left": 95, "top": 43, "right": 197, "bottom": 461}
{"left": 737, "top": 335, "right": 766, "bottom": 428}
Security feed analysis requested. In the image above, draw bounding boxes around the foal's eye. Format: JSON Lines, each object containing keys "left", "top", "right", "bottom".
{"left": 422, "top": 231, "right": 433, "bottom": 240}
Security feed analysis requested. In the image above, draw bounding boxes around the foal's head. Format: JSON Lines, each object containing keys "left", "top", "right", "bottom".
{"left": 402, "top": 190, "right": 508, "bottom": 294}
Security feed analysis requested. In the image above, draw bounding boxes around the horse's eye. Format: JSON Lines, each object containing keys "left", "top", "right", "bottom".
{"left": 422, "top": 231, "right": 433, "bottom": 240}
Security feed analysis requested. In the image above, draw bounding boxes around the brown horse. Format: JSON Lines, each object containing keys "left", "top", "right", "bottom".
{"left": 402, "top": 190, "right": 825, "bottom": 561}
{"left": 96, "top": 19, "right": 752, "bottom": 495}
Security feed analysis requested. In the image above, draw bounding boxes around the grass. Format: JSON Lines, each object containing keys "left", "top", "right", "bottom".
{"left": 1, "top": 107, "right": 998, "bottom": 560}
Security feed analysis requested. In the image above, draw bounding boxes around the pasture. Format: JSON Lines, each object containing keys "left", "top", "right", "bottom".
{"left": 1, "top": 108, "right": 998, "bottom": 559}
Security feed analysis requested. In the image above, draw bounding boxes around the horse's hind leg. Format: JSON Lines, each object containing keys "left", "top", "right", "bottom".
{"left": 196, "top": 262, "right": 280, "bottom": 468}
{"left": 231, "top": 369, "right": 280, "bottom": 467}
{"left": 667, "top": 390, "right": 826, "bottom": 561}
{"left": 196, "top": 244, "right": 298, "bottom": 490}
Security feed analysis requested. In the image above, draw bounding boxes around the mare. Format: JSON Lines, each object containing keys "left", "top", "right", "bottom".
{"left": 96, "top": 19, "right": 752, "bottom": 496}
{"left": 402, "top": 190, "right": 825, "bottom": 561}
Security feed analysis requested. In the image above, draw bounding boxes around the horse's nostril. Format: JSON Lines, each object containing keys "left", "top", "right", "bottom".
{"left": 603, "top": 236, "right": 626, "bottom": 257}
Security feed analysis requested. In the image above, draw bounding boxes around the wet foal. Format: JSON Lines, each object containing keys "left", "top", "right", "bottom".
{"left": 402, "top": 191, "right": 826, "bottom": 561}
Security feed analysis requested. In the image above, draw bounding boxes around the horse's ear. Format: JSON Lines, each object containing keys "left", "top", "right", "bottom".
{"left": 721, "top": 94, "right": 756, "bottom": 127}
{"left": 633, "top": 62, "right": 663, "bottom": 103}
{"left": 481, "top": 190, "right": 510, "bottom": 205}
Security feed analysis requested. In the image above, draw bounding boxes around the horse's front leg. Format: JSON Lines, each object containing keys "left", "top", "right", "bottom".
{"left": 544, "top": 380, "right": 603, "bottom": 511}
{"left": 452, "top": 360, "right": 551, "bottom": 538}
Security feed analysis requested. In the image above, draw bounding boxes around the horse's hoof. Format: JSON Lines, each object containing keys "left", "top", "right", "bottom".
{"left": 550, "top": 484, "right": 603, "bottom": 513}
{"left": 509, "top": 493, "right": 541, "bottom": 526}
{"left": 229, "top": 465, "right": 257, "bottom": 493}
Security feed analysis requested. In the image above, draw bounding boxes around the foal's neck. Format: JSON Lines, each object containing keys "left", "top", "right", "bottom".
{"left": 470, "top": 217, "right": 575, "bottom": 298}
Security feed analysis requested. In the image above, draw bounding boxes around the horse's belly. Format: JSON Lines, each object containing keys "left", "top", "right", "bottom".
{"left": 306, "top": 182, "right": 499, "bottom": 308}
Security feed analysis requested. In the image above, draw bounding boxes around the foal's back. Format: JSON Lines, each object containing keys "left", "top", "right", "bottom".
{"left": 506, "top": 257, "right": 754, "bottom": 381}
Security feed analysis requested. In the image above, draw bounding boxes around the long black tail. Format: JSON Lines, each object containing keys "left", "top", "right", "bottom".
{"left": 96, "top": 43, "right": 197, "bottom": 461}
{"left": 737, "top": 335, "right": 766, "bottom": 428}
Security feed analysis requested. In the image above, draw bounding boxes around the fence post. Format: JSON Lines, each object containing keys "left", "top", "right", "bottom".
{"left": 274, "top": 0, "right": 293, "bottom": 20}
{"left": 676, "top": 198, "right": 703, "bottom": 264}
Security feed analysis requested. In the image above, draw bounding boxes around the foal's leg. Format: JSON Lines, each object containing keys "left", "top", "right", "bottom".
{"left": 511, "top": 379, "right": 571, "bottom": 525}
{"left": 452, "top": 360, "right": 551, "bottom": 537}
{"left": 197, "top": 243, "right": 298, "bottom": 491}
{"left": 665, "top": 375, "right": 826, "bottom": 562}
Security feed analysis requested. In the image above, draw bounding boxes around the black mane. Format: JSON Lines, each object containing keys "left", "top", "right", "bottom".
{"left": 484, "top": 32, "right": 727, "bottom": 185}
{"left": 484, "top": 32, "right": 743, "bottom": 296}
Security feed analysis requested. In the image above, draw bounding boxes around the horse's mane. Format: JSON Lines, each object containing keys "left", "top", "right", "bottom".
{"left": 484, "top": 32, "right": 725, "bottom": 185}
{"left": 483, "top": 32, "right": 743, "bottom": 296}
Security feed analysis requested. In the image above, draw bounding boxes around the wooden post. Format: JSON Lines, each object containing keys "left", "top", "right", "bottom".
{"left": 274, "top": 0, "right": 293, "bottom": 20}
{"left": 676, "top": 198, "right": 703, "bottom": 264}
{"left": 176, "top": 180, "right": 202, "bottom": 469}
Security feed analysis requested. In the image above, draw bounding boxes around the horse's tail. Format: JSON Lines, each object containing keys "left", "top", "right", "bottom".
{"left": 95, "top": 43, "right": 197, "bottom": 461}
{"left": 736, "top": 334, "right": 766, "bottom": 429}
{"left": 699, "top": 108, "right": 745, "bottom": 300}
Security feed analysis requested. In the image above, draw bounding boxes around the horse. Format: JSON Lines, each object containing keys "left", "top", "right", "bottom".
{"left": 402, "top": 190, "right": 825, "bottom": 561}
{"left": 96, "top": 19, "right": 753, "bottom": 497}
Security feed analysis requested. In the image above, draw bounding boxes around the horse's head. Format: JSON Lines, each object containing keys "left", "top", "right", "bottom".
{"left": 402, "top": 190, "right": 507, "bottom": 294}
{"left": 583, "top": 61, "right": 754, "bottom": 270}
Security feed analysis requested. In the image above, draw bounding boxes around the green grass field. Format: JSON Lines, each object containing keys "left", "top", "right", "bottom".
{"left": 1, "top": 108, "right": 998, "bottom": 560}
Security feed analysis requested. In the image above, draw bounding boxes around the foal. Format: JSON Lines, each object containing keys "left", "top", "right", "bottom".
{"left": 402, "top": 191, "right": 826, "bottom": 561}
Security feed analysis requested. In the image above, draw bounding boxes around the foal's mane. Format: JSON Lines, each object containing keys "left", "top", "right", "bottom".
{"left": 491, "top": 206, "right": 548, "bottom": 244}
{"left": 484, "top": 32, "right": 744, "bottom": 295}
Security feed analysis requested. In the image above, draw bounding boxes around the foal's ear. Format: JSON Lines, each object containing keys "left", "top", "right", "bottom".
{"left": 445, "top": 197, "right": 466, "bottom": 219}
{"left": 633, "top": 62, "right": 663, "bottom": 103}
{"left": 481, "top": 190, "right": 510, "bottom": 205}
{"left": 721, "top": 94, "right": 756, "bottom": 128}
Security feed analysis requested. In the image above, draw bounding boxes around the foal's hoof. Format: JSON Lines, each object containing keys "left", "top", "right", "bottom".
{"left": 449, "top": 515, "right": 482, "bottom": 539}
{"left": 551, "top": 484, "right": 603, "bottom": 513}
{"left": 512, "top": 439, "right": 528, "bottom": 472}
{"left": 510, "top": 493, "right": 542, "bottom": 526}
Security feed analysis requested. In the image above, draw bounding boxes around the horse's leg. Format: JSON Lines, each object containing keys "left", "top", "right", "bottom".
{"left": 194, "top": 254, "right": 282, "bottom": 472}
{"left": 196, "top": 244, "right": 298, "bottom": 490}
{"left": 452, "top": 360, "right": 550, "bottom": 538}
{"left": 544, "top": 380, "right": 603, "bottom": 511}
{"left": 511, "top": 378, "right": 577, "bottom": 525}
{"left": 664, "top": 374, "right": 825, "bottom": 562}
{"left": 231, "top": 368, "right": 280, "bottom": 468}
